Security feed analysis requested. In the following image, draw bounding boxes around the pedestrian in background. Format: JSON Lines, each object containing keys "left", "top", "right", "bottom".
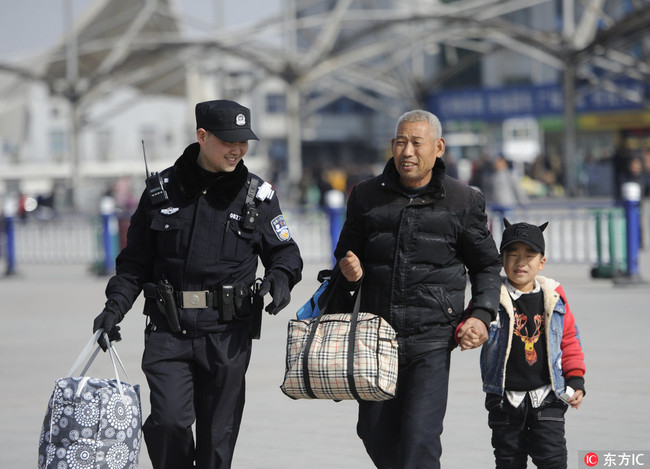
{"left": 487, "top": 154, "right": 529, "bottom": 216}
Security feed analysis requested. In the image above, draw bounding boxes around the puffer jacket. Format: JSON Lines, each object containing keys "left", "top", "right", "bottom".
{"left": 334, "top": 157, "right": 501, "bottom": 349}
{"left": 480, "top": 276, "right": 586, "bottom": 397}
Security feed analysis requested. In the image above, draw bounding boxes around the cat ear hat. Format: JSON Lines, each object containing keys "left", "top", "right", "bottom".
{"left": 500, "top": 218, "right": 549, "bottom": 254}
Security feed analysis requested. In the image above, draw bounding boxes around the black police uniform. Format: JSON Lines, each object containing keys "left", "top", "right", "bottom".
{"left": 102, "top": 141, "right": 302, "bottom": 468}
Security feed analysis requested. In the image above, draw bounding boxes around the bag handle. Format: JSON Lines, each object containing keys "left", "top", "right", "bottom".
{"left": 301, "top": 284, "right": 362, "bottom": 400}
{"left": 345, "top": 287, "right": 362, "bottom": 400}
{"left": 307, "top": 265, "right": 343, "bottom": 318}
{"left": 67, "top": 329, "right": 133, "bottom": 400}
{"left": 67, "top": 329, "right": 103, "bottom": 377}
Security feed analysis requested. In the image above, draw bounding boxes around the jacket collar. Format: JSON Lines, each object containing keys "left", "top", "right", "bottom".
{"left": 381, "top": 157, "right": 446, "bottom": 197}
{"left": 500, "top": 275, "right": 561, "bottom": 320}
{"left": 504, "top": 278, "right": 541, "bottom": 300}
{"left": 174, "top": 142, "right": 249, "bottom": 201}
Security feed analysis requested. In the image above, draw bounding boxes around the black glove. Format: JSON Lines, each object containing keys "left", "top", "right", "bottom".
{"left": 258, "top": 270, "right": 291, "bottom": 315}
{"left": 93, "top": 300, "right": 124, "bottom": 351}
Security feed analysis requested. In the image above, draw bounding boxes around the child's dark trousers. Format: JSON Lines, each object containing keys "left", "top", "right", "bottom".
{"left": 485, "top": 391, "right": 568, "bottom": 469}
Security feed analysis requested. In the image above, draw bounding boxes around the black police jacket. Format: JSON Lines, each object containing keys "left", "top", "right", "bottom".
{"left": 334, "top": 157, "right": 501, "bottom": 349}
{"left": 105, "top": 142, "right": 303, "bottom": 336}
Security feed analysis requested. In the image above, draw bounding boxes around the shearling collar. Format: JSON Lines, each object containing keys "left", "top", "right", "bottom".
{"left": 173, "top": 142, "right": 249, "bottom": 201}
{"left": 499, "top": 275, "right": 561, "bottom": 321}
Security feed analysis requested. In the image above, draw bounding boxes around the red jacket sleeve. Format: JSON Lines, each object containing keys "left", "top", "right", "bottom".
{"left": 557, "top": 285, "right": 586, "bottom": 379}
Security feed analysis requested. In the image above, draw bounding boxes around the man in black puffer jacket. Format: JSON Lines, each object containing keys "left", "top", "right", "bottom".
{"left": 335, "top": 109, "right": 501, "bottom": 469}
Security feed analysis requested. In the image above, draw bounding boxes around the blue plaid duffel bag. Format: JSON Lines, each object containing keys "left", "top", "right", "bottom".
{"left": 37, "top": 330, "right": 142, "bottom": 469}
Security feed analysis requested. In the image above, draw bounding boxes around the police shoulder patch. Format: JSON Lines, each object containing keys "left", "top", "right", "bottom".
{"left": 271, "top": 215, "right": 292, "bottom": 241}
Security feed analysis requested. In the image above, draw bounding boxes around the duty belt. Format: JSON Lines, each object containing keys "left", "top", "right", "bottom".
{"left": 177, "top": 285, "right": 241, "bottom": 312}
{"left": 142, "top": 280, "right": 263, "bottom": 338}
{"left": 143, "top": 283, "right": 237, "bottom": 310}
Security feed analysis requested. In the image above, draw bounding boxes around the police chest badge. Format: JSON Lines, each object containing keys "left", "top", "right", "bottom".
{"left": 160, "top": 207, "right": 179, "bottom": 215}
{"left": 271, "top": 215, "right": 292, "bottom": 241}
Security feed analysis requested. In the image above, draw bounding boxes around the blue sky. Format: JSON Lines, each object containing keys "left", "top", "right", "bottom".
{"left": 0, "top": 0, "right": 282, "bottom": 62}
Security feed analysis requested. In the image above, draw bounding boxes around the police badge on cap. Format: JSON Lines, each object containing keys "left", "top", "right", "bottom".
{"left": 195, "top": 100, "right": 259, "bottom": 142}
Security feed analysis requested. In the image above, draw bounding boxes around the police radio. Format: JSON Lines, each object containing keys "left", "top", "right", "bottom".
{"left": 242, "top": 178, "right": 260, "bottom": 231}
{"left": 142, "top": 140, "right": 168, "bottom": 205}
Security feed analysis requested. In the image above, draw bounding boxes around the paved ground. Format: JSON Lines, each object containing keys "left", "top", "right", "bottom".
{"left": 2, "top": 249, "right": 649, "bottom": 468}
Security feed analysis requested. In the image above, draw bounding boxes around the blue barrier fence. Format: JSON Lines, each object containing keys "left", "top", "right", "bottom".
{"left": 5, "top": 216, "right": 101, "bottom": 266}
{"left": 487, "top": 206, "right": 625, "bottom": 264}
{"left": 1, "top": 202, "right": 641, "bottom": 275}
{"left": 1, "top": 209, "right": 333, "bottom": 269}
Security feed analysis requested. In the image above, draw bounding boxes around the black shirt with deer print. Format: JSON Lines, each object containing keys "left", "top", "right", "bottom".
{"left": 505, "top": 290, "right": 551, "bottom": 391}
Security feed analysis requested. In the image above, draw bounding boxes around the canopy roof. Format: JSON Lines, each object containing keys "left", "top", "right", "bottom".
{"left": 1, "top": 0, "right": 648, "bottom": 116}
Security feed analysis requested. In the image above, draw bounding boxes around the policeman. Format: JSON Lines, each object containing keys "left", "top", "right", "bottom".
{"left": 92, "top": 99, "right": 303, "bottom": 469}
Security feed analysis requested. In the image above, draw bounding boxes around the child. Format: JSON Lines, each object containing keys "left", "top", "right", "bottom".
{"left": 459, "top": 219, "right": 585, "bottom": 469}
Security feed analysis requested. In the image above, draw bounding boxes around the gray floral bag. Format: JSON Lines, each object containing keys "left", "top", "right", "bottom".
{"left": 37, "top": 330, "right": 142, "bottom": 469}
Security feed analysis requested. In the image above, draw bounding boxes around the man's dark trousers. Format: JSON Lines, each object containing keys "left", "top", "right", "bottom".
{"left": 141, "top": 326, "right": 252, "bottom": 469}
{"left": 357, "top": 345, "right": 451, "bottom": 469}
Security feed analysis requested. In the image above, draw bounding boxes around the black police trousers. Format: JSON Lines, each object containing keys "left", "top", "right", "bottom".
{"left": 486, "top": 391, "right": 568, "bottom": 469}
{"left": 357, "top": 346, "right": 451, "bottom": 469}
{"left": 141, "top": 326, "right": 252, "bottom": 469}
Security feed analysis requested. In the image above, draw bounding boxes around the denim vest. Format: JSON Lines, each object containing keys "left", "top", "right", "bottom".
{"left": 480, "top": 277, "right": 573, "bottom": 397}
